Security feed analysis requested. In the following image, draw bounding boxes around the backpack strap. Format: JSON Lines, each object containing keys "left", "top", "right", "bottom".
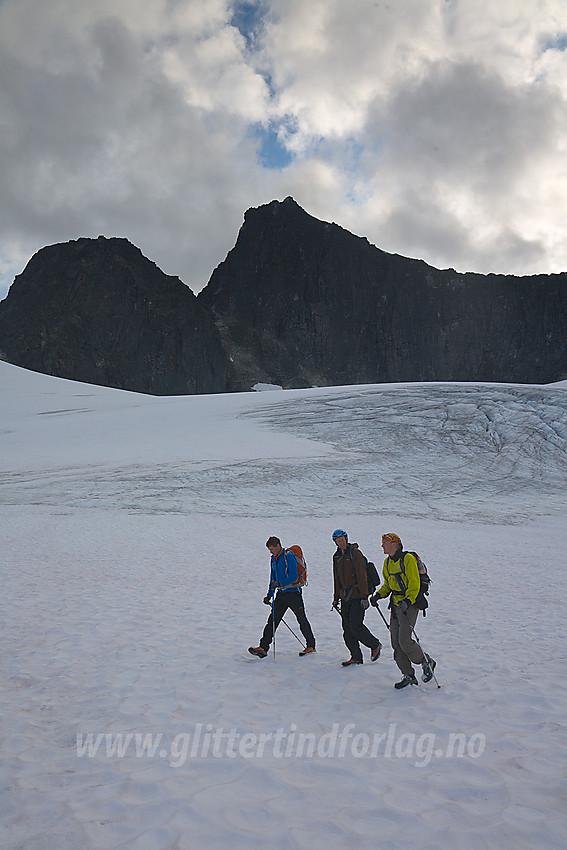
{"left": 283, "top": 549, "right": 302, "bottom": 588}
{"left": 391, "top": 552, "right": 408, "bottom": 595}
{"left": 342, "top": 584, "right": 355, "bottom": 601}
{"left": 346, "top": 546, "right": 370, "bottom": 600}
{"left": 338, "top": 547, "right": 358, "bottom": 601}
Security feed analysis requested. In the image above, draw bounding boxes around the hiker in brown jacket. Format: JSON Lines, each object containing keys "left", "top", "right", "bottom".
{"left": 332, "top": 529, "right": 382, "bottom": 667}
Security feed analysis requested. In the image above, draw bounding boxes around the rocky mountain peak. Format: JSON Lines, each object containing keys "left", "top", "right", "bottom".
{"left": 0, "top": 236, "right": 230, "bottom": 395}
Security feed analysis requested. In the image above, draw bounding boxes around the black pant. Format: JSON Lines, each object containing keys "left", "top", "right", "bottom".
{"left": 341, "top": 599, "right": 380, "bottom": 663}
{"left": 260, "top": 591, "right": 315, "bottom": 651}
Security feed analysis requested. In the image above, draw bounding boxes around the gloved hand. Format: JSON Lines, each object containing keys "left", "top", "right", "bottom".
{"left": 369, "top": 593, "right": 379, "bottom": 607}
{"left": 269, "top": 580, "right": 280, "bottom": 591}
{"left": 397, "top": 598, "right": 410, "bottom": 614}
{"left": 361, "top": 599, "right": 369, "bottom": 610}
{"left": 332, "top": 599, "right": 340, "bottom": 612}
{"left": 263, "top": 595, "right": 272, "bottom": 606}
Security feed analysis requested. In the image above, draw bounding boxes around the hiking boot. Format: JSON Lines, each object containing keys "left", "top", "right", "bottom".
{"left": 342, "top": 658, "right": 363, "bottom": 667}
{"left": 421, "top": 655, "right": 436, "bottom": 683}
{"left": 371, "top": 642, "right": 382, "bottom": 662}
{"left": 394, "top": 672, "right": 418, "bottom": 689}
{"left": 299, "top": 646, "right": 316, "bottom": 656}
{"left": 248, "top": 646, "right": 268, "bottom": 658}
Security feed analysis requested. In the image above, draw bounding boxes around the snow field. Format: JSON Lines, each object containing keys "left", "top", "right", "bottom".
{"left": 1, "top": 362, "right": 566, "bottom": 849}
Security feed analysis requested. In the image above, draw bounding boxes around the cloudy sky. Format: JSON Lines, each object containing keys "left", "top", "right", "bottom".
{"left": 1, "top": 0, "right": 566, "bottom": 299}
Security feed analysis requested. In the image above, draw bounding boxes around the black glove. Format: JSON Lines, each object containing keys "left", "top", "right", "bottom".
{"left": 332, "top": 599, "right": 340, "bottom": 611}
{"left": 369, "top": 593, "right": 380, "bottom": 607}
{"left": 263, "top": 595, "right": 272, "bottom": 606}
{"left": 269, "top": 580, "right": 280, "bottom": 591}
{"left": 361, "top": 599, "right": 369, "bottom": 610}
{"left": 397, "top": 598, "right": 410, "bottom": 614}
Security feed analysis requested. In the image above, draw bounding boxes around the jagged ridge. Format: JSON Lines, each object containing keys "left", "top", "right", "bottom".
{"left": 0, "top": 199, "right": 566, "bottom": 394}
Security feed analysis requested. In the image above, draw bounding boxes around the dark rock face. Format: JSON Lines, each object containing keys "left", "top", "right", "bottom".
{"left": 198, "top": 197, "right": 567, "bottom": 389}
{"left": 1, "top": 200, "right": 565, "bottom": 395}
{"left": 0, "top": 237, "right": 230, "bottom": 395}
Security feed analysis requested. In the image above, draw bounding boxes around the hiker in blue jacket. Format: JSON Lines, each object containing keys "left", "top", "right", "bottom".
{"left": 248, "top": 536, "right": 316, "bottom": 658}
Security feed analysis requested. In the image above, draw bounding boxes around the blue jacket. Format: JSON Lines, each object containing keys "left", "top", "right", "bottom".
{"left": 267, "top": 549, "right": 300, "bottom": 598}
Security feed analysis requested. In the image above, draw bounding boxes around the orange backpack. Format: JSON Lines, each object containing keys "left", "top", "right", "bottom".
{"left": 284, "top": 545, "right": 308, "bottom": 587}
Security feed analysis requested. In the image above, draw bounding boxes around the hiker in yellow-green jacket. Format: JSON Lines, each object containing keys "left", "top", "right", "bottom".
{"left": 371, "top": 532, "right": 435, "bottom": 689}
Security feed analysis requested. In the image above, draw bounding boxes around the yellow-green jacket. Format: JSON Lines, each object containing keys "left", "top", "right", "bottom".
{"left": 375, "top": 552, "right": 420, "bottom": 607}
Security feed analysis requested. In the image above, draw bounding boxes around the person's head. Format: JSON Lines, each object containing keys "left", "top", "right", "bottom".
{"left": 266, "top": 536, "right": 283, "bottom": 557}
{"left": 381, "top": 532, "right": 402, "bottom": 557}
{"left": 332, "top": 528, "right": 348, "bottom": 552}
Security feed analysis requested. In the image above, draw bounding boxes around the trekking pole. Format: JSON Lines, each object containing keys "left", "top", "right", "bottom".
{"left": 280, "top": 617, "right": 304, "bottom": 645}
{"left": 403, "top": 613, "right": 441, "bottom": 689}
{"left": 371, "top": 600, "right": 390, "bottom": 631}
{"left": 272, "top": 594, "right": 276, "bottom": 660}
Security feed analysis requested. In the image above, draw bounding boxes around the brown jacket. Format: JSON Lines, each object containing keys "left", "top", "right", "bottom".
{"left": 333, "top": 543, "right": 369, "bottom": 602}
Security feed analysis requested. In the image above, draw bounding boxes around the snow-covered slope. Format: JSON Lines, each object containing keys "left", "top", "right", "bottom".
{"left": 1, "top": 362, "right": 566, "bottom": 849}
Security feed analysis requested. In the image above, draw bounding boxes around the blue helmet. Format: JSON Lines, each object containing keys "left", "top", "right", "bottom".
{"left": 332, "top": 528, "right": 347, "bottom": 541}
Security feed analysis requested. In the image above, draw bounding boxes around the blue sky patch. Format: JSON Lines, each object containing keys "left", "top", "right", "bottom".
{"left": 254, "top": 122, "right": 294, "bottom": 169}
{"left": 540, "top": 32, "right": 567, "bottom": 52}
{"left": 231, "top": 0, "right": 267, "bottom": 50}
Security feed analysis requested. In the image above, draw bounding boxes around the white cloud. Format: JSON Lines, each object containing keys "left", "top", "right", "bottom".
{"left": 1, "top": 0, "right": 567, "bottom": 300}
{"left": 256, "top": 0, "right": 567, "bottom": 274}
{"left": 342, "top": 56, "right": 567, "bottom": 272}
{"left": 0, "top": 1, "right": 272, "bottom": 294}
{"left": 260, "top": 0, "right": 441, "bottom": 143}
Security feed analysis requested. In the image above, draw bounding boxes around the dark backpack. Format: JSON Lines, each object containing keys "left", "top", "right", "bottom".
{"left": 353, "top": 550, "right": 380, "bottom": 595}
{"left": 337, "top": 545, "right": 379, "bottom": 598}
{"left": 366, "top": 560, "right": 380, "bottom": 595}
{"left": 399, "top": 551, "right": 431, "bottom": 616}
